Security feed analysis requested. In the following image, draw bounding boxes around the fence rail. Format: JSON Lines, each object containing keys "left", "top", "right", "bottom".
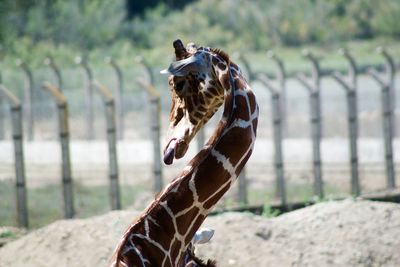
{"left": 0, "top": 47, "right": 399, "bottom": 227}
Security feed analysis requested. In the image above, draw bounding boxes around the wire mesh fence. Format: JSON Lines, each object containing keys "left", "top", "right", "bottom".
{"left": 0, "top": 50, "right": 399, "bottom": 227}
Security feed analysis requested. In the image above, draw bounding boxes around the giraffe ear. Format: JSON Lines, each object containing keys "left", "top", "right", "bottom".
{"left": 160, "top": 54, "right": 206, "bottom": 76}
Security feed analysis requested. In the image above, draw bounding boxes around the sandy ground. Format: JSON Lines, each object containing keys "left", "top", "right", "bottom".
{"left": 0, "top": 199, "right": 399, "bottom": 267}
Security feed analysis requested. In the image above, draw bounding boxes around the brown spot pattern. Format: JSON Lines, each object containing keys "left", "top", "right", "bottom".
{"left": 219, "top": 73, "right": 230, "bottom": 90}
{"left": 247, "top": 90, "right": 257, "bottom": 114}
{"left": 203, "top": 183, "right": 230, "bottom": 209}
{"left": 215, "top": 127, "right": 252, "bottom": 166}
{"left": 194, "top": 156, "right": 230, "bottom": 202}
{"left": 185, "top": 214, "right": 206, "bottom": 245}
{"left": 176, "top": 206, "right": 200, "bottom": 236}
{"left": 234, "top": 95, "right": 250, "bottom": 121}
{"left": 170, "top": 238, "right": 182, "bottom": 262}
{"left": 166, "top": 179, "right": 194, "bottom": 214}
{"left": 234, "top": 77, "right": 246, "bottom": 90}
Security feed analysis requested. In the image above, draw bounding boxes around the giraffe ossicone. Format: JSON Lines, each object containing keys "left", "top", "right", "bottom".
{"left": 111, "top": 39, "right": 259, "bottom": 267}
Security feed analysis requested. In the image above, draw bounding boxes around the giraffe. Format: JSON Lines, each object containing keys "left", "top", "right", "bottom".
{"left": 111, "top": 39, "right": 259, "bottom": 267}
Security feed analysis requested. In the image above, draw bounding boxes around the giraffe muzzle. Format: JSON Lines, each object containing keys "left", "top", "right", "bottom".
{"left": 163, "top": 139, "right": 177, "bottom": 165}
{"left": 163, "top": 138, "right": 189, "bottom": 165}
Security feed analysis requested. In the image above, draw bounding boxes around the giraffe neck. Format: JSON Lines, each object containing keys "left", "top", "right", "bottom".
{"left": 114, "top": 65, "right": 258, "bottom": 267}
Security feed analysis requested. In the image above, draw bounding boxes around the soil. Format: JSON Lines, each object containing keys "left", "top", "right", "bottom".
{"left": 1, "top": 199, "right": 400, "bottom": 267}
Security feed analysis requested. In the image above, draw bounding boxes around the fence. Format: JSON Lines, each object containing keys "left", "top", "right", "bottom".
{"left": 0, "top": 47, "right": 399, "bottom": 228}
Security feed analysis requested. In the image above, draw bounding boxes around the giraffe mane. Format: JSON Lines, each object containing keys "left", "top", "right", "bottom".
{"left": 186, "top": 248, "right": 217, "bottom": 267}
{"left": 209, "top": 48, "right": 230, "bottom": 64}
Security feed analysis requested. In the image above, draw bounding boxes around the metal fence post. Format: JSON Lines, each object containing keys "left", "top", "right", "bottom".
{"left": 234, "top": 52, "right": 255, "bottom": 81}
{"left": 16, "top": 59, "right": 34, "bottom": 141}
{"left": 237, "top": 169, "right": 248, "bottom": 206}
{"left": 0, "top": 72, "right": 4, "bottom": 139}
{"left": 105, "top": 57, "right": 124, "bottom": 140}
{"left": 136, "top": 56, "right": 155, "bottom": 85}
{"left": 368, "top": 66, "right": 396, "bottom": 189}
{"left": 258, "top": 73, "right": 287, "bottom": 207}
{"left": 43, "top": 57, "right": 63, "bottom": 138}
{"left": 0, "top": 84, "right": 29, "bottom": 228}
{"left": 137, "top": 78, "right": 163, "bottom": 193}
{"left": 75, "top": 56, "right": 94, "bottom": 140}
{"left": 42, "top": 82, "right": 74, "bottom": 219}
{"left": 92, "top": 80, "right": 121, "bottom": 210}
{"left": 267, "top": 51, "right": 288, "bottom": 137}
{"left": 44, "top": 56, "right": 63, "bottom": 90}
{"left": 332, "top": 48, "right": 360, "bottom": 196}
{"left": 136, "top": 57, "right": 164, "bottom": 192}
{"left": 377, "top": 47, "right": 397, "bottom": 137}
{"left": 296, "top": 50, "right": 324, "bottom": 199}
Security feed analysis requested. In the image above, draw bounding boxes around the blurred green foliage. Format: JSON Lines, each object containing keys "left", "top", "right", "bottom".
{"left": 0, "top": 0, "right": 399, "bottom": 66}
{"left": 1, "top": 0, "right": 125, "bottom": 50}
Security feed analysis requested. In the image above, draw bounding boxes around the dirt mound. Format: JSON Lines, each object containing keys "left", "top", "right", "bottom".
{"left": 0, "top": 210, "right": 140, "bottom": 267}
{"left": 0, "top": 227, "right": 26, "bottom": 247}
{"left": 196, "top": 199, "right": 400, "bottom": 266}
{"left": 1, "top": 199, "right": 399, "bottom": 267}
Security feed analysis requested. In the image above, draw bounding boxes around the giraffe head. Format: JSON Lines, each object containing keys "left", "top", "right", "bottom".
{"left": 161, "top": 40, "right": 231, "bottom": 165}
